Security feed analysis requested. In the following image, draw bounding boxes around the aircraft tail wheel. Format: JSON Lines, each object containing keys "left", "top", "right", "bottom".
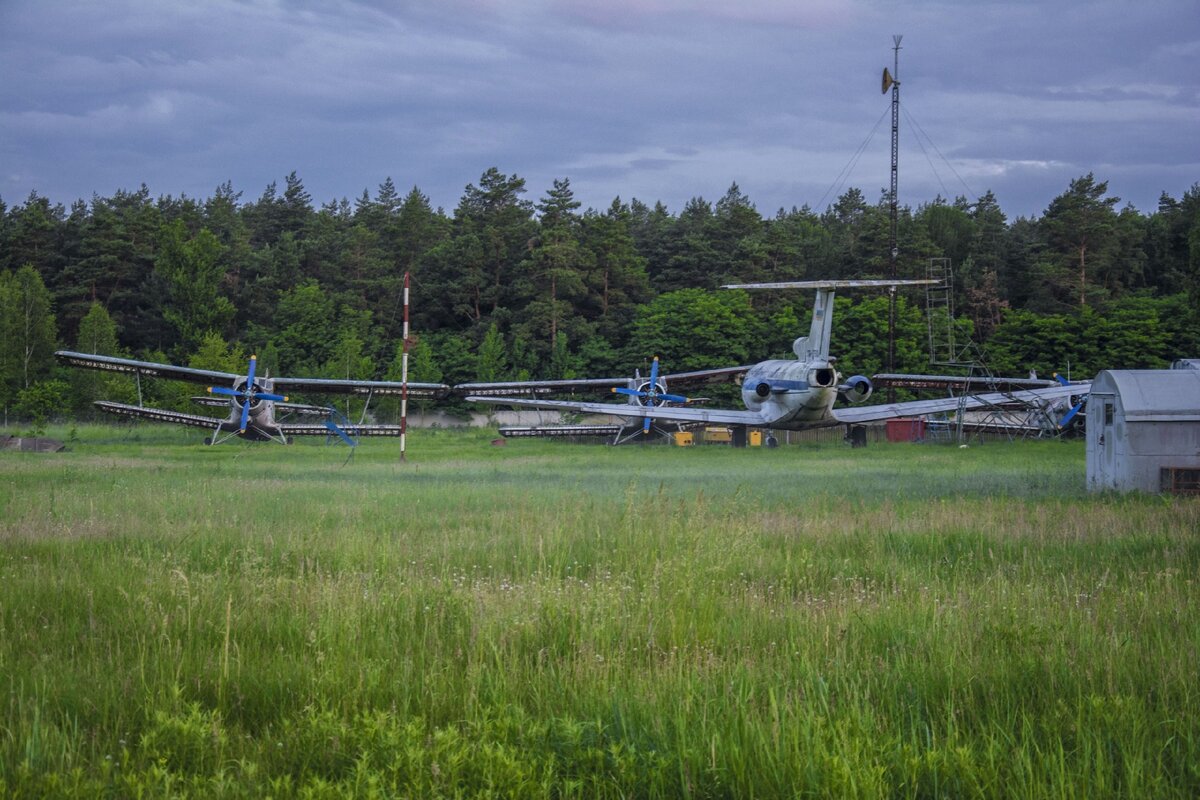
{"left": 765, "top": 434, "right": 778, "bottom": 448}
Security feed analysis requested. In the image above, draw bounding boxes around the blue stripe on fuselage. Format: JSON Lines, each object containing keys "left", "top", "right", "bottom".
{"left": 763, "top": 379, "right": 809, "bottom": 392}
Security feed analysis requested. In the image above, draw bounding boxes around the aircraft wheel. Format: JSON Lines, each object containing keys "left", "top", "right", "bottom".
{"left": 765, "top": 434, "right": 778, "bottom": 448}
{"left": 203, "top": 436, "right": 212, "bottom": 445}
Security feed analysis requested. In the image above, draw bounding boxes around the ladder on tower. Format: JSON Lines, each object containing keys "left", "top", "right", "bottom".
{"left": 921, "top": 258, "right": 1043, "bottom": 444}
{"left": 926, "top": 257, "right": 956, "bottom": 365}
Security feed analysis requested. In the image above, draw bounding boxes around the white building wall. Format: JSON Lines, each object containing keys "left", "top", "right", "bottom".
{"left": 1086, "top": 370, "right": 1200, "bottom": 494}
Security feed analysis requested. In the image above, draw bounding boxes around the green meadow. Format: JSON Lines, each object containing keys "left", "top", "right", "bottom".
{"left": 1, "top": 426, "right": 1197, "bottom": 798}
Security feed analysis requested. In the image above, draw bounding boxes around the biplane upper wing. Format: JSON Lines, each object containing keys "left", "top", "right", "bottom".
{"left": 659, "top": 365, "right": 753, "bottom": 388}
{"left": 869, "top": 373, "right": 1058, "bottom": 392}
{"left": 453, "top": 377, "right": 629, "bottom": 397}
{"left": 55, "top": 351, "right": 238, "bottom": 385}
{"left": 93, "top": 401, "right": 225, "bottom": 429}
{"left": 456, "top": 365, "right": 753, "bottom": 397}
{"left": 271, "top": 377, "right": 450, "bottom": 399}
{"left": 831, "top": 382, "right": 1089, "bottom": 425}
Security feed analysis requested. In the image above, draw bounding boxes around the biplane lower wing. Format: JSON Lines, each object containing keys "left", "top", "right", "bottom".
{"left": 465, "top": 396, "right": 769, "bottom": 426}
{"left": 278, "top": 423, "right": 404, "bottom": 437}
{"left": 94, "top": 401, "right": 225, "bottom": 429}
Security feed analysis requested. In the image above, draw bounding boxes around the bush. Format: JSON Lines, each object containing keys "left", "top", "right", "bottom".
{"left": 15, "top": 379, "right": 70, "bottom": 433}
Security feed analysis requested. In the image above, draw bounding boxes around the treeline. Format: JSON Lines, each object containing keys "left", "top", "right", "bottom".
{"left": 2, "top": 168, "right": 1199, "bottom": 422}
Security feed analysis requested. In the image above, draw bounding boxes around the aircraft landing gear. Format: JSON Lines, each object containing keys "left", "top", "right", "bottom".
{"left": 846, "top": 425, "right": 867, "bottom": 448}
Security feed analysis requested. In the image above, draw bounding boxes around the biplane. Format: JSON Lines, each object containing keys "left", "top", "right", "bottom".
{"left": 55, "top": 351, "right": 450, "bottom": 445}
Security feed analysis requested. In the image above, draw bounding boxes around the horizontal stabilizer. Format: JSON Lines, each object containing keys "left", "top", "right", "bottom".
{"left": 723, "top": 280, "right": 938, "bottom": 290}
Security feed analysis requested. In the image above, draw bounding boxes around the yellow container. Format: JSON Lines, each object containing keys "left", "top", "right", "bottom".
{"left": 704, "top": 427, "right": 732, "bottom": 443}
{"left": 672, "top": 431, "right": 695, "bottom": 446}
{"left": 748, "top": 430, "right": 763, "bottom": 446}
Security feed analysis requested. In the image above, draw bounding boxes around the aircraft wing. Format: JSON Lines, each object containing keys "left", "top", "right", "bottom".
{"left": 56, "top": 351, "right": 238, "bottom": 385}
{"left": 93, "top": 401, "right": 224, "bottom": 429}
{"left": 191, "top": 396, "right": 332, "bottom": 415}
{"left": 271, "top": 377, "right": 450, "bottom": 399}
{"left": 277, "top": 423, "right": 404, "bottom": 437}
{"left": 465, "top": 396, "right": 769, "bottom": 426}
{"left": 457, "top": 366, "right": 753, "bottom": 397}
{"left": 660, "top": 365, "right": 753, "bottom": 388}
{"left": 454, "top": 377, "right": 633, "bottom": 397}
{"left": 832, "top": 383, "right": 1089, "bottom": 425}
{"left": 870, "top": 373, "right": 1058, "bottom": 391}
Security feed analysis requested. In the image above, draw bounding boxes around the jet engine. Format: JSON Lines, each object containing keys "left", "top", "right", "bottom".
{"left": 837, "top": 375, "right": 873, "bottom": 404}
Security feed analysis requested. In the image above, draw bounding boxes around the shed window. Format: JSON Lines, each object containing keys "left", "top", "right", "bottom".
{"left": 1161, "top": 468, "right": 1200, "bottom": 496}
{"left": 1104, "top": 401, "right": 1114, "bottom": 426}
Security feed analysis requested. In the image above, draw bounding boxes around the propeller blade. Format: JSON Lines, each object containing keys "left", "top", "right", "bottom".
{"left": 239, "top": 355, "right": 258, "bottom": 432}
{"left": 658, "top": 392, "right": 688, "bottom": 404}
{"left": 641, "top": 355, "right": 658, "bottom": 434}
{"left": 255, "top": 392, "right": 288, "bottom": 402}
{"left": 613, "top": 387, "right": 644, "bottom": 398}
{"left": 1059, "top": 402, "right": 1083, "bottom": 428}
{"left": 208, "top": 386, "right": 244, "bottom": 398}
{"left": 324, "top": 418, "right": 357, "bottom": 447}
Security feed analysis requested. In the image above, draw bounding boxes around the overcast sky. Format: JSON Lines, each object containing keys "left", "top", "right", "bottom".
{"left": 2, "top": 0, "right": 1197, "bottom": 220}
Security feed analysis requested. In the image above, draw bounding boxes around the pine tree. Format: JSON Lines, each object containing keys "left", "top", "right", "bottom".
{"left": 472, "top": 323, "right": 507, "bottom": 381}
{"left": 1041, "top": 173, "right": 1120, "bottom": 307}
{"left": 156, "top": 220, "right": 236, "bottom": 355}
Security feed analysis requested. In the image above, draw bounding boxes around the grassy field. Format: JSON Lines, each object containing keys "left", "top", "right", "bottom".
{"left": 1, "top": 424, "right": 1198, "bottom": 798}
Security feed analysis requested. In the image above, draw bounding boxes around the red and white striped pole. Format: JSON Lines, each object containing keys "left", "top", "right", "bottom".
{"left": 399, "top": 272, "right": 411, "bottom": 462}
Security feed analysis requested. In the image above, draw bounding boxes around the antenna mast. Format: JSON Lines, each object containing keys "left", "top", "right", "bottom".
{"left": 885, "top": 34, "right": 902, "bottom": 398}
{"left": 399, "top": 272, "right": 411, "bottom": 463}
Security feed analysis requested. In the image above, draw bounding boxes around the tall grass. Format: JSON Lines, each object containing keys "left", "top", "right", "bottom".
{"left": 1, "top": 425, "right": 1197, "bottom": 797}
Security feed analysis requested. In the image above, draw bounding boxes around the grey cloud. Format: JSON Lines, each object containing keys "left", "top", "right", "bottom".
{"left": 0, "top": 0, "right": 1196, "bottom": 218}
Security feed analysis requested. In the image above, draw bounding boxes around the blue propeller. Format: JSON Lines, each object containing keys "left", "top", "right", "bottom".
{"left": 323, "top": 406, "right": 358, "bottom": 448}
{"left": 1053, "top": 373, "right": 1085, "bottom": 429}
{"left": 611, "top": 356, "right": 688, "bottom": 435}
{"left": 207, "top": 355, "right": 288, "bottom": 434}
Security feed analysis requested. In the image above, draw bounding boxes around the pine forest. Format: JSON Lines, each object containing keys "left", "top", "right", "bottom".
{"left": 2, "top": 168, "right": 1199, "bottom": 422}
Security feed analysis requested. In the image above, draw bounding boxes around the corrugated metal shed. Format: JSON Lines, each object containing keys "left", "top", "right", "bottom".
{"left": 1094, "top": 370, "right": 1200, "bottom": 421}
{"left": 1086, "top": 369, "right": 1200, "bottom": 494}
